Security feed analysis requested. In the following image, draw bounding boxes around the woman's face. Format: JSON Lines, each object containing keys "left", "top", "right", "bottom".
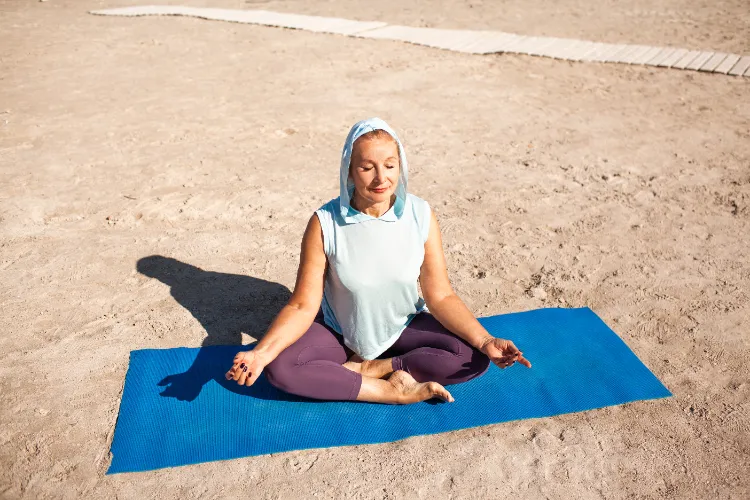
{"left": 349, "top": 136, "right": 400, "bottom": 207}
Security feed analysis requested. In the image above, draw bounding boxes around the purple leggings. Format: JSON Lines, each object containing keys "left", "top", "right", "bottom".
{"left": 264, "top": 312, "right": 491, "bottom": 401}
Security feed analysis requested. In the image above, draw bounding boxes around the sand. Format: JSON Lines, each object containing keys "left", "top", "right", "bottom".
{"left": 1, "top": 0, "right": 748, "bottom": 498}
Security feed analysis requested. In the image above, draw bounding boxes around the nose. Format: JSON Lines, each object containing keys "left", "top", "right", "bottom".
{"left": 373, "top": 165, "right": 387, "bottom": 183}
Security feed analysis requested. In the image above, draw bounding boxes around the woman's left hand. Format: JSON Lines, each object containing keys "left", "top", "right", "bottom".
{"left": 479, "top": 337, "right": 532, "bottom": 369}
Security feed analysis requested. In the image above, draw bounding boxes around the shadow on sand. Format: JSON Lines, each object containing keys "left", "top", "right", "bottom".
{"left": 136, "top": 255, "right": 309, "bottom": 402}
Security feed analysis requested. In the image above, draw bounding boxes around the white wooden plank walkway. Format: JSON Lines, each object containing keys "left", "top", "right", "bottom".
{"left": 89, "top": 5, "right": 749, "bottom": 78}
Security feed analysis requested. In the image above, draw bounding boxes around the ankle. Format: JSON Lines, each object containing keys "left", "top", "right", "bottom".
{"left": 342, "top": 360, "right": 362, "bottom": 374}
{"left": 356, "top": 375, "right": 408, "bottom": 404}
{"left": 364, "top": 358, "right": 395, "bottom": 379}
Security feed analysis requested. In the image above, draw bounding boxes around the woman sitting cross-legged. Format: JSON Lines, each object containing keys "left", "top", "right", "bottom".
{"left": 226, "top": 118, "right": 531, "bottom": 404}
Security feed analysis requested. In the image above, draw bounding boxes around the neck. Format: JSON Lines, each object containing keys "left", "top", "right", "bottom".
{"left": 351, "top": 192, "right": 396, "bottom": 218}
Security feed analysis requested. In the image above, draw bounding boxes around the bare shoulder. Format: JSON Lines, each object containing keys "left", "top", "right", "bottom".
{"left": 289, "top": 213, "right": 327, "bottom": 309}
{"left": 308, "top": 211, "right": 322, "bottom": 231}
{"left": 425, "top": 208, "right": 443, "bottom": 245}
{"left": 303, "top": 213, "right": 324, "bottom": 252}
{"left": 419, "top": 204, "right": 452, "bottom": 302}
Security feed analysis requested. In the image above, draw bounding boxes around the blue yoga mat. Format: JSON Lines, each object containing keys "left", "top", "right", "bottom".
{"left": 108, "top": 307, "right": 671, "bottom": 473}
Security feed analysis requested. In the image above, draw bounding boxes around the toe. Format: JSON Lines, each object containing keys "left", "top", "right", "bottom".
{"left": 438, "top": 386, "right": 454, "bottom": 402}
{"left": 427, "top": 382, "right": 454, "bottom": 402}
{"left": 442, "top": 389, "right": 455, "bottom": 403}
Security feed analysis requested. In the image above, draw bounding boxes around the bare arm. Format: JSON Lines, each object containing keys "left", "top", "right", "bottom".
{"left": 419, "top": 209, "right": 494, "bottom": 351}
{"left": 252, "top": 213, "right": 328, "bottom": 363}
{"left": 419, "top": 209, "right": 531, "bottom": 368}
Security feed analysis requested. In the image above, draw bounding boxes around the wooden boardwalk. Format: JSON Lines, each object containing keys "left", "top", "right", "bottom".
{"left": 90, "top": 5, "right": 750, "bottom": 77}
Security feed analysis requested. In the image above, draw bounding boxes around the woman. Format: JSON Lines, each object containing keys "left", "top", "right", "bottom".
{"left": 226, "top": 118, "right": 531, "bottom": 404}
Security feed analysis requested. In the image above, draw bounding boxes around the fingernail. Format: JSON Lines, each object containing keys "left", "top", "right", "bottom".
{"left": 243, "top": 366, "right": 248, "bottom": 372}
{"left": 240, "top": 363, "right": 246, "bottom": 369}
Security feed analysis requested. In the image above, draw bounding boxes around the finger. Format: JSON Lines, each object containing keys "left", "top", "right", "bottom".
{"left": 498, "top": 355, "right": 515, "bottom": 365}
{"left": 503, "top": 347, "right": 521, "bottom": 360}
{"left": 237, "top": 366, "right": 249, "bottom": 385}
{"left": 502, "top": 356, "right": 516, "bottom": 367}
{"left": 518, "top": 355, "right": 532, "bottom": 368}
{"left": 507, "top": 345, "right": 520, "bottom": 357}
{"left": 244, "top": 370, "right": 258, "bottom": 386}
{"left": 232, "top": 365, "right": 243, "bottom": 382}
{"left": 225, "top": 369, "right": 234, "bottom": 380}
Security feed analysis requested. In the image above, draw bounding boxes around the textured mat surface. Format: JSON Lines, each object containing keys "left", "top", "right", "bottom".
{"left": 108, "top": 307, "right": 671, "bottom": 473}
{"left": 90, "top": 5, "right": 750, "bottom": 77}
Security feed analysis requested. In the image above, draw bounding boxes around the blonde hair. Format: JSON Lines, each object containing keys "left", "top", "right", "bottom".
{"left": 350, "top": 129, "right": 401, "bottom": 171}
{"left": 355, "top": 129, "right": 397, "bottom": 144}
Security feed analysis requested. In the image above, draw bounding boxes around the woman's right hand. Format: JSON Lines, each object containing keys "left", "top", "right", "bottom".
{"left": 225, "top": 350, "right": 270, "bottom": 387}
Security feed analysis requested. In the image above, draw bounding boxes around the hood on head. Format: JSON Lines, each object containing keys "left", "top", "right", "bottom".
{"left": 339, "top": 117, "right": 408, "bottom": 224}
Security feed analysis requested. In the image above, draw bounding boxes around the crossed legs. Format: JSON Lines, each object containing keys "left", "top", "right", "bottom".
{"left": 263, "top": 312, "right": 490, "bottom": 404}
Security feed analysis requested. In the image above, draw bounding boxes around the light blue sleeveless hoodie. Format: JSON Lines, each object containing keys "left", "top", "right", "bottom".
{"left": 315, "top": 118, "right": 432, "bottom": 360}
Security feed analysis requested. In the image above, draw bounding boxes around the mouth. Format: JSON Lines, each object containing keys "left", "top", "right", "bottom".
{"left": 370, "top": 186, "right": 389, "bottom": 193}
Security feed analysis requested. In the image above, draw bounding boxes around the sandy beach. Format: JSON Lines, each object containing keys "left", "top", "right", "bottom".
{"left": 1, "top": 0, "right": 748, "bottom": 498}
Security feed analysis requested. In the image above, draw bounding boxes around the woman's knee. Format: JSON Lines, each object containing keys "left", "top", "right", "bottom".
{"left": 401, "top": 344, "right": 490, "bottom": 384}
{"left": 469, "top": 349, "right": 491, "bottom": 376}
{"left": 264, "top": 321, "right": 344, "bottom": 390}
{"left": 263, "top": 354, "right": 296, "bottom": 392}
{"left": 446, "top": 345, "right": 491, "bottom": 382}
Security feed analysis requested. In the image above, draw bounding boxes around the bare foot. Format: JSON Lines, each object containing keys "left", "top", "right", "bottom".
{"left": 387, "top": 370, "right": 454, "bottom": 404}
{"left": 343, "top": 355, "right": 394, "bottom": 379}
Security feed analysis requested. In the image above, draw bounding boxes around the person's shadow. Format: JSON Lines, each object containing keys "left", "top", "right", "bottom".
{"left": 136, "top": 256, "right": 308, "bottom": 403}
